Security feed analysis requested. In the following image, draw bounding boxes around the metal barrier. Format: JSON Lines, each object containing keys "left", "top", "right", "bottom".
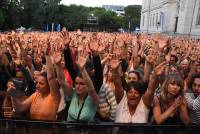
{"left": 0, "top": 119, "right": 200, "bottom": 134}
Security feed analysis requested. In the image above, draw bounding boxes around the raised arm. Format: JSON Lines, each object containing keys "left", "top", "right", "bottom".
{"left": 53, "top": 52, "right": 73, "bottom": 97}
{"left": 142, "top": 62, "right": 166, "bottom": 107}
{"left": 61, "top": 31, "right": 77, "bottom": 83}
{"left": 110, "top": 60, "right": 124, "bottom": 104}
{"left": 45, "top": 44, "right": 60, "bottom": 103}
{"left": 89, "top": 40, "right": 103, "bottom": 93}
{"left": 76, "top": 51, "right": 99, "bottom": 105}
{"left": 143, "top": 55, "right": 154, "bottom": 82}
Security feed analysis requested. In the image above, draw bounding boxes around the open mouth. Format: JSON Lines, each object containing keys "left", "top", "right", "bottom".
{"left": 130, "top": 97, "right": 137, "bottom": 102}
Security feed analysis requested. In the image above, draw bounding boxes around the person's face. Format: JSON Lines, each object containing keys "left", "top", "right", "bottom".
{"left": 128, "top": 72, "right": 139, "bottom": 83}
{"left": 33, "top": 71, "right": 41, "bottom": 81}
{"left": 196, "top": 66, "right": 200, "bottom": 74}
{"left": 170, "top": 66, "right": 178, "bottom": 73}
{"left": 167, "top": 83, "right": 181, "bottom": 96}
{"left": 34, "top": 57, "right": 41, "bottom": 64}
{"left": 16, "top": 71, "right": 24, "bottom": 80}
{"left": 75, "top": 77, "right": 87, "bottom": 94}
{"left": 180, "top": 63, "right": 189, "bottom": 70}
{"left": 36, "top": 76, "right": 49, "bottom": 94}
{"left": 127, "top": 88, "right": 141, "bottom": 107}
{"left": 170, "top": 57, "right": 176, "bottom": 65}
{"left": 192, "top": 78, "right": 200, "bottom": 97}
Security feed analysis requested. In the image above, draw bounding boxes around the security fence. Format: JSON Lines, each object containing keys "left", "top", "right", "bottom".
{"left": 0, "top": 119, "right": 200, "bottom": 134}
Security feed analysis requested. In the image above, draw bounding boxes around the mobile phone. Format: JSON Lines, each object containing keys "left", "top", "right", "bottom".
{"left": 13, "top": 79, "right": 24, "bottom": 91}
{"left": 7, "top": 87, "right": 23, "bottom": 97}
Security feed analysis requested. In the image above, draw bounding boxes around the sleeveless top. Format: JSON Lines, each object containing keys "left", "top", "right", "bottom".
{"left": 154, "top": 94, "right": 182, "bottom": 125}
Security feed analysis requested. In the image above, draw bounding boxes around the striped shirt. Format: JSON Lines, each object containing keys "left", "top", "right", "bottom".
{"left": 98, "top": 83, "right": 117, "bottom": 121}
{"left": 185, "top": 92, "right": 200, "bottom": 124}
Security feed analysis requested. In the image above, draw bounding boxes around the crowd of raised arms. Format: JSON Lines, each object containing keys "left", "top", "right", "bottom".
{"left": 0, "top": 28, "right": 200, "bottom": 125}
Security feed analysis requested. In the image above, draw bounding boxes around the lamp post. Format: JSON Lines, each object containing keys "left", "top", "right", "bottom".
{"left": 127, "top": 15, "right": 131, "bottom": 32}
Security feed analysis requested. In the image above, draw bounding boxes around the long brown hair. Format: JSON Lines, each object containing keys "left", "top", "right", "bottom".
{"left": 160, "top": 73, "right": 183, "bottom": 104}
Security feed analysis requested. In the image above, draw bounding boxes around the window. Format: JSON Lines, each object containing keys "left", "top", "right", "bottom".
{"left": 149, "top": 15, "right": 151, "bottom": 26}
{"left": 156, "top": 13, "right": 158, "bottom": 25}
{"left": 196, "top": 8, "right": 200, "bottom": 25}
{"left": 142, "top": 15, "right": 145, "bottom": 26}
{"left": 152, "top": 14, "right": 155, "bottom": 26}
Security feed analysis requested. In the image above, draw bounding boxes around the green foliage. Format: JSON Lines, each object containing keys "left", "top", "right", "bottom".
{"left": 60, "top": 4, "right": 90, "bottom": 30}
{"left": 124, "top": 5, "right": 142, "bottom": 31}
{"left": 0, "top": 10, "right": 5, "bottom": 24}
{"left": 0, "top": 1, "right": 141, "bottom": 32}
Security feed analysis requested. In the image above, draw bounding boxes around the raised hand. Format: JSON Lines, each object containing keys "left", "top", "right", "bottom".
{"left": 97, "top": 44, "right": 105, "bottom": 53}
{"left": 45, "top": 37, "right": 51, "bottom": 56}
{"left": 153, "top": 62, "right": 167, "bottom": 76}
{"left": 52, "top": 52, "right": 62, "bottom": 64}
{"left": 155, "top": 34, "right": 169, "bottom": 50}
{"left": 76, "top": 50, "right": 88, "bottom": 70}
{"left": 159, "top": 39, "right": 168, "bottom": 49}
{"left": 60, "top": 30, "right": 71, "bottom": 46}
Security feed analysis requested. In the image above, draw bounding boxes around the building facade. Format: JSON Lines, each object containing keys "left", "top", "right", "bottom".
{"left": 102, "top": 5, "right": 125, "bottom": 16}
{"left": 140, "top": 0, "right": 200, "bottom": 37}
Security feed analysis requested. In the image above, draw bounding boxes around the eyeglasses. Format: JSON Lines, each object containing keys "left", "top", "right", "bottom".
{"left": 75, "top": 81, "right": 86, "bottom": 86}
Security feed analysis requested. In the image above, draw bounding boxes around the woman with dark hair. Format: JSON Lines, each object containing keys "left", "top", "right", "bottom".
{"left": 127, "top": 70, "right": 140, "bottom": 83}
{"left": 113, "top": 60, "right": 165, "bottom": 123}
{"left": 65, "top": 51, "right": 99, "bottom": 122}
{"left": 153, "top": 73, "right": 190, "bottom": 125}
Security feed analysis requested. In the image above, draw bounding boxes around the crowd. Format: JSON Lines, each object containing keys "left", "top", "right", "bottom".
{"left": 0, "top": 29, "right": 200, "bottom": 126}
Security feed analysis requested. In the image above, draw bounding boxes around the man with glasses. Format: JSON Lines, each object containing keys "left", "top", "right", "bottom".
{"left": 185, "top": 74, "right": 200, "bottom": 124}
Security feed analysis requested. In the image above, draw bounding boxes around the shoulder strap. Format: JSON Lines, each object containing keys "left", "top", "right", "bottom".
{"left": 77, "top": 96, "right": 87, "bottom": 122}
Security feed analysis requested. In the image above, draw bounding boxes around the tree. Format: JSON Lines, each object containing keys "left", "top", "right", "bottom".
{"left": 19, "top": 0, "right": 61, "bottom": 29}
{"left": 92, "top": 8, "right": 123, "bottom": 31}
{"left": 124, "top": 5, "right": 142, "bottom": 31}
{"left": 0, "top": 2, "right": 141, "bottom": 31}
